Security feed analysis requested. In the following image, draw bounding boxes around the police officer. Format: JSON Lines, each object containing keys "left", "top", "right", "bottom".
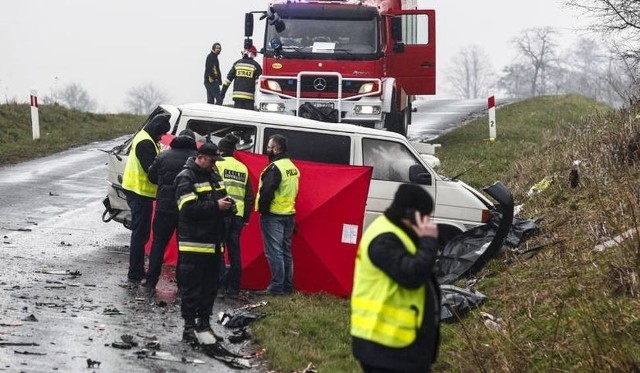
{"left": 175, "top": 143, "right": 233, "bottom": 345}
{"left": 351, "top": 184, "right": 441, "bottom": 373}
{"left": 255, "top": 134, "right": 299, "bottom": 295}
{"left": 220, "top": 45, "right": 262, "bottom": 110}
{"left": 216, "top": 134, "right": 254, "bottom": 299}
{"left": 121, "top": 115, "right": 170, "bottom": 283}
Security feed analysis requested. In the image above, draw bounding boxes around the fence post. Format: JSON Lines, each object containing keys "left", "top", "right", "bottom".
{"left": 488, "top": 95, "right": 496, "bottom": 141}
{"left": 30, "top": 89, "right": 40, "bottom": 140}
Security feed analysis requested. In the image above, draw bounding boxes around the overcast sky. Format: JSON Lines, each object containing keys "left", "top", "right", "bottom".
{"left": 0, "top": 0, "right": 591, "bottom": 113}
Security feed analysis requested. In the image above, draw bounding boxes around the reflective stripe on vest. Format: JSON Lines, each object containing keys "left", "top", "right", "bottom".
{"left": 178, "top": 241, "right": 222, "bottom": 254}
{"left": 350, "top": 215, "right": 426, "bottom": 348}
{"left": 217, "top": 157, "right": 248, "bottom": 218}
{"left": 257, "top": 158, "right": 299, "bottom": 215}
{"left": 122, "top": 131, "right": 159, "bottom": 198}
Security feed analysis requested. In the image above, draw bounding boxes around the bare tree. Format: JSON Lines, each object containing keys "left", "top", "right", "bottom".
{"left": 124, "top": 83, "right": 169, "bottom": 114}
{"left": 443, "top": 45, "right": 496, "bottom": 99}
{"left": 53, "top": 83, "right": 97, "bottom": 112}
{"left": 511, "top": 27, "right": 561, "bottom": 96}
{"left": 497, "top": 63, "right": 534, "bottom": 98}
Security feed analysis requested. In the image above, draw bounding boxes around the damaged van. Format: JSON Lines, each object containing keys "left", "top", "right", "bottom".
{"left": 103, "top": 103, "right": 511, "bottom": 246}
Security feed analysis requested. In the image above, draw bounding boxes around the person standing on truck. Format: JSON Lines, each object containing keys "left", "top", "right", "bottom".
{"left": 121, "top": 115, "right": 170, "bottom": 283}
{"left": 255, "top": 134, "right": 299, "bottom": 295}
{"left": 216, "top": 134, "right": 254, "bottom": 300}
{"left": 351, "top": 183, "right": 441, "bottom": 373}
{"left": 204, "top": 42, "right": 223, "bottom": 105}
{"left": 175, "top": 143, "right": 234, "bottom": 345}
{"left": 220, "top": 45, "right": 262, "bottom": 110}
{"left": 144, "top": 129, "right": 198, "bottom": 296}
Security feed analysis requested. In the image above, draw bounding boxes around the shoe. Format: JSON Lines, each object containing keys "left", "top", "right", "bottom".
{"left": 217, "top": 290, "right": 226, "bottom": 299}
{"left": 254, "top": 289, "right": 285, "bottom": 296}
{"left": 182, "top": 326, "right": 197, "bottom": 345}
{"left": 127, "top": 276, "right": 143, "bottom": 283}
{"left": 196, "top": 318, "right": 224, "bottom": 343}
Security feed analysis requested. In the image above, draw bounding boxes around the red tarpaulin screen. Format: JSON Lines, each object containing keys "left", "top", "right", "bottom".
{"left": 146, "top": 149, "right": 372, "bottom": 297}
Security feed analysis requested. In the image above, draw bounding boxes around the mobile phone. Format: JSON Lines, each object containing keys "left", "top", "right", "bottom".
{"left": 404, "top": 208, "right": 418, "bottom": 225}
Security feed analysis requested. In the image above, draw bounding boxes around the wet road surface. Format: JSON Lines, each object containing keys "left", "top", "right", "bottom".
{"left": 0, "top": 140, "right": 265, "bottom": 372}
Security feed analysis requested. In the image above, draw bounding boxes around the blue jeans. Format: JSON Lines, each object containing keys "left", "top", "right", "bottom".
{"left": 205, "top": 82, "right": 223, "bottom": 105}
{"left": 125, "top": 192, "right": 153, "bottom": 281}
{"left": 260, "top": 214, "right": 295, "bottom": 293}
{"left": 222, "top": 216, "right": 244, "bottom": 295}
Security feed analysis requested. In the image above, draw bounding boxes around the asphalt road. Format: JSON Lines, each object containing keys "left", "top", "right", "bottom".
{"left": 0, "top": 139, "right": 265, "bottom": 372}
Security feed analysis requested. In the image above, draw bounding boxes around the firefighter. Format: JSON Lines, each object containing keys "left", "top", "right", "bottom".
{"left": 220, "top": 45, "right": 262, "bottom": 110}
{"left": 351, "top": 183, "right": 442, "bottom": 373}
{"left": 174, "top": 143, "right": 233, "bottom": 345}
{"left": 121, "top": 115, "right": 170, "bottom": 283}
{"left": 216, "top": 134, "right": 254, "bottom": 299}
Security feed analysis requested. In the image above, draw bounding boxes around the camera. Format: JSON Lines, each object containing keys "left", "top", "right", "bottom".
{"left": 225, "top": 197, "right": 238, "bottom": 215}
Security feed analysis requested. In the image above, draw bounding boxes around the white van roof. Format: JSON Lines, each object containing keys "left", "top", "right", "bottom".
{"left": 169, "top": 103, "right": 409, "bottom": 140}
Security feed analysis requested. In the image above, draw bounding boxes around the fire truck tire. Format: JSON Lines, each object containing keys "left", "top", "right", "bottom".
{"left": 384, "top": 91, "right": 409, "bottom": 136}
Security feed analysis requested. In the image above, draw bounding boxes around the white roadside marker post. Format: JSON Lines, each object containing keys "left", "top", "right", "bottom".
{"left": 488, "top": 95, "right": 496, "bottom": 141}
{"left": 30, "top": 89, "right": 40, "bottom": 140}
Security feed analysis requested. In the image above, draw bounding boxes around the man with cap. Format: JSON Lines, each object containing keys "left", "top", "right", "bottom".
{"left": 174, "top": 142, "right": 234, "bottom": 345}
{"left": 122, "top": 114, "right": 170, "bottom": 283}
{"left": 204, "top": 42, "right": 223, "bottom": 105}
{"left": 216, "top": 134, "right": 255, "bottom": 300}
{"left": 351, "top": 183, "right": 441, "bottom": 373}
{"left": 144, "top": 129, "right": 198, "bottom": 295}
{"left": 220, "top": 45, "right": 262, "bottom": 110}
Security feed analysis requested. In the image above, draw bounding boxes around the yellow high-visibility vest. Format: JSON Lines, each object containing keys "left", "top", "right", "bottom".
{"left": 256, "top": 158, "right": 299, "bottom": 215}
{"left": 217, "top": 156, "right": 249, "bottom": 218}
{"left": 122, "top": 131, "right": 159, "bottom": 198}
{"left": 351, "top": 215, "right": 426, "bottom": 347}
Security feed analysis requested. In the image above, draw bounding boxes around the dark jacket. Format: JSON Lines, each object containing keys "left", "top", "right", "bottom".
{"left": 221, "top": 56, "right": 262, "bottom": 101}
{"left": 175, "top": 157, "right": 229, "bottom": 249}
{"left": 148, "top": 135, "right": 197, "bottom": 213}
{"left": 256, "top": 152, "right": 287, "bottom": 214}
{"left": 204, "top": 51, "right": 222, "bottom": 85}
{"left": 352, "top": 210, "right": 441, "bottom": 373}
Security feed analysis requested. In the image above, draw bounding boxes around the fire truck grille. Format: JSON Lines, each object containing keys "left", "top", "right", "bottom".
{"left": 275, "top": 77, "right": 365, "bottom": 94}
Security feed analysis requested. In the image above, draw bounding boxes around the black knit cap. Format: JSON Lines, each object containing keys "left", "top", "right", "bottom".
{"left": 390, "top": 184, "right": 434, "bottom": 216}
{"left": 217, "top": 134, "right": 239, "bottom": 154}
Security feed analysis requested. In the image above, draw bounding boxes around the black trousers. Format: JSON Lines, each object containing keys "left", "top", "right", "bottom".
{"left": 177, "top": 251, "right": 221, "bottom": 320}
{"left": 233, "top": 99, "right": 255, "bottom": 110}
{"left": 146, "top": 210, "right": 178, "bottom": 288}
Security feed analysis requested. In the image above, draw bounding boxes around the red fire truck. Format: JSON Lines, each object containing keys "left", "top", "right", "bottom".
{"left": 244, "top": 0, "right": 436, "bottom": 136}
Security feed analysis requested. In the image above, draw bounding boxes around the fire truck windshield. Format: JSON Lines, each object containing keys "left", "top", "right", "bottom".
{"left": 265, "top": 17, "right": 378, "bottom": 58}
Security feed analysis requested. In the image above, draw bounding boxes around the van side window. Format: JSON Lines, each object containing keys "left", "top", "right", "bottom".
{"left": 264, "top": 128, "right": 350, "bottom": 165}
{"left": 362, "top": 138, "right": 425, "bottom": 182}
{"left": 186, "top": 120, "right": 256, "bottom": 152}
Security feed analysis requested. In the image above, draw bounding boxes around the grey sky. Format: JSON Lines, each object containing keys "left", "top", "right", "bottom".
{"left": 0, "top": 0, "right": 589, "bottom": 113}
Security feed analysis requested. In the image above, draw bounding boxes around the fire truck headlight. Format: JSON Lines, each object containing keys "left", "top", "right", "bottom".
{"left": 358, "top": 82, "right": 376, "bottom": 93}
{"left": 354, "top": 105, "right": 381, "bottom": 115}
{"left": 266, "top": 80, "right": 282, "bottom": 92}
{"left": 260, "top": 103, "right": 285, "bottom": 112}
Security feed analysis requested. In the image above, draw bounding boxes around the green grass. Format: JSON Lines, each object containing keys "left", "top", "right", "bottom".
{"left": 2, "top": 96, "right": 638, "bottom": 372}
{"left": 0, "top": 103, "right": 143, "bottom": 165}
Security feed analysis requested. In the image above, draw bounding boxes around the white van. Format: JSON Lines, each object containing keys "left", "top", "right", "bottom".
{"left": 103, "top": 103, "right": 508, "bottom": 245}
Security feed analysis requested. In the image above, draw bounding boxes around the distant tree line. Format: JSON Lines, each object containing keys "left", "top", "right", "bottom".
{"left": 443, "top": 1, "right": 639, "bottom": 107}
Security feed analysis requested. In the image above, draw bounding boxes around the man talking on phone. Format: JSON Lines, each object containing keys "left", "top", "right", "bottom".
{"left": 351, "top": 183, "right": 442, "bottom": 373}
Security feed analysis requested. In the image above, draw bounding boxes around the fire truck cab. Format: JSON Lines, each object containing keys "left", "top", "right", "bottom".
{"left": 247, "top": 0, "right": 436, "bottom": 136}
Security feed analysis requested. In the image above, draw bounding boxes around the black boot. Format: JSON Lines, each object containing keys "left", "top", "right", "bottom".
{"left": 196, "top": 317, "right": 223, "bottom": 344}
{"left": 182, "top": 317, "right": 197, "bottom": 345}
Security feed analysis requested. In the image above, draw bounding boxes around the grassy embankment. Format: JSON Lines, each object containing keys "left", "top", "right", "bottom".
{"left": 0, "top": 103, "right": 143, "bottom": 165}
{"left": 2, "top": 97, "right": 638, "bottom": 372}
{"left": 251, "top": 95, "right": 640, "bottom": 372}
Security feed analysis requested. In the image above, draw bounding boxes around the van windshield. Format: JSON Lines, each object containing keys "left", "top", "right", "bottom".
{"left": 363, "top": 138, "right": 427, "bottom": 182}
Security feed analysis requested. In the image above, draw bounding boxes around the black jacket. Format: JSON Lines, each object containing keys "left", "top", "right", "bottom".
{"left": 352, "top": 210, "right": 442, "bottom": 373}
{"left": 175, "top": 157, "right": 229, "bottom": 249}
{"left": 204, "top": 51, "right": 222, "bottom": 85}
{"left": 148, "top": 135, "right": 197, "bottom": 213}
{"left": 221, "top": 56, "right": 262, "bottom": 101}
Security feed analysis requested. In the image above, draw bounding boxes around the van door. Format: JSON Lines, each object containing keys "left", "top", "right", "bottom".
{"left": 361, "top": 137, "right": 435, "bottom": 226}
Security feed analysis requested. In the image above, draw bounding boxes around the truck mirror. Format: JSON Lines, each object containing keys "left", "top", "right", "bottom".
{"left": 244, "top": 13, "right": 254, "bottom": 37}
{"left": 393, "top": 42, "right": 405, "bottom": 53}
{"left": 391, "top": 17, "right": 403, "bottom": 41}
{"left": 409, "top": 164, "right": 432, "bottom": 185}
